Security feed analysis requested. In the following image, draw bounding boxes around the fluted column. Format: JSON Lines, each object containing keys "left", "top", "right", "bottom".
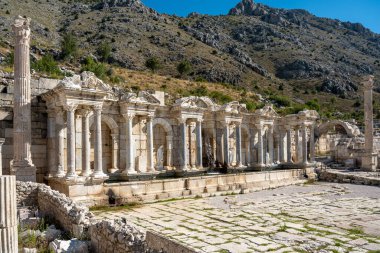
{"left": 286, "top": 127, "right": 292, "bottom": 163}
{"left": 179, "top": 119, "right": 188, "bottom": 171}
{"left": 110, "top": 134, "right": 119, "bottom": 173}
{"left": 47, "top": 110, "right": 57, "bottom": 177}
{"left": 55, "top": 110, "right": 65, "bottom": 177}
{"left": 81, "top": 109, "right": 91, "bottom": 177}
{"left": 236, "top": 123, "right": 242, "bottom": 167}
{"left": 302, "top": 124, "right": 308, "bottom": 165}
{"left": 0, "top": 139, "right": 4, "bottom": 175}
{"left": 0, "top": 176, "right": 18, "bottom": 253}
{"left": 92, "top": 105, "right": 107, "bottom": 178}
{"left": 223, "top": 122, "right": 230, "bottom": 166}
{"left": 310, "top": 124, "right": 315, "bottom": 163}
{"left": 123, "top": 113, "right": 136, "bottom": 174}
{"left": 268, "top": 125, "right": 274, "bottom": 165}
{"left": 256, "top": 125, "right": 264, "bottom": 166}
{"left": 146, "top": 116, "right": 155, "bottom": 172}
{"left": 196, "top": 119, "right": 203, "bottom": 169}
{"left": 279, "top": 129, "right": 285, "bottom": 163}
{"left": 66, "top": 104, "right": 77, "bottom": 178}
{"left": 11, "top": 16, "right": 36, "bottom": 181}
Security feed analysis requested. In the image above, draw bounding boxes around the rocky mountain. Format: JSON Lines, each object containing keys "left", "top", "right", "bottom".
{"left": 0, "top": 0, "right": 379, "bottom": 115}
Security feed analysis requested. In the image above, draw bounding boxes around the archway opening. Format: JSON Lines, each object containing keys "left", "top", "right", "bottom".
{"left": 153, "top": 124, "right": 167, "bottom": 170}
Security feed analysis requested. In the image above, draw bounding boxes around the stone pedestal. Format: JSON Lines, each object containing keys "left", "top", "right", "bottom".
{"left": 10, "top": 16, "right": 36, "bottom": 182}
{"left": 0, "top": 176, "right": 18, "bottom": 253}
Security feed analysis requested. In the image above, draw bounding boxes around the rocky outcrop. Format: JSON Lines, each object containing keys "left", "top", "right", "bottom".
{"left": 276, "top": 60, "right": 330, "bottom": 79}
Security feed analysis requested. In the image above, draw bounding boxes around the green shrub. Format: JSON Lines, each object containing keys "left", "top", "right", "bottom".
{"left": 190, "top": 86, "right": 208, "bottom": 96}
{"left": 32, "top": 54, "right": 62, "bottom": 78}
{"left": 3, "top": 52, "right": 14, "bottom": 66}
{"left": 269, "top": 94, "right": 291, "bottom": 107}
{"left": 61, "top": 33, "right": 78, "bottom": 59}
{"left": 209, "top": 91, "right": 233, "bottom": 104}
{"left": 305, "top": 99, "right": 320, "bottom": 111}
{"left": 145, "top": 57, "right": 160, "bottom": 73}
{"left": 177, "top": 60, "right": 192, "bottom": 76}
{"left": 81, "top": 57, "right": 107, "bottom": 79}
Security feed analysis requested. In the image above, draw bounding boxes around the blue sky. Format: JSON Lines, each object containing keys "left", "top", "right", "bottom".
{"left": 141, "top": 0, "right": 380, "bottom": 34}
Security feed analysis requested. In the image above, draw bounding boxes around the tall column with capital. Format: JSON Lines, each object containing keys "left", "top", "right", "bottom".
{"left": 47, "top": 110, "right": 57, "bottom": 177}
{"left": 223, "top": 123, "right": 230, "bottom": 166}
{"left": 179, "top": 119, "right": 188, "bottom": 170}
{"left": 123, "top": 113, "right": 136, "bottom": 174}
{"left": 362, "top": 75, "right": 377, "bottom": 171}
{"left": 66, "top": 105, "right": 77, "bottom": 178}
{"left": 236, "top": 123, "right": 242, "bottom": 167}
{"left": 286, "top": 127, "right": 292, "bottom": 163}
{"left": 92, "top": 105, "right": 107, "bottom": 178}
{"left": 81, "top": 109, "right": 91, "bottom": 177}
{"left": 0, "top": 138, "right": 5, "bottom": 175}
{"left": 302, "top": 124, "right": 308, "bottom": 165}
{"left": 257, "top": 125, "right": 264, "bottom": 166}
{"left": 55, "top": 110, "right": 65, "bottom": 177}
{"left": 146, "top": 116, "right": 155, "bottom": 172}
{"left": 196, "top": 119, "right": 203, "bottom": 169}
{"left": 11, "top": 16, "right": 36, "bottom": 181}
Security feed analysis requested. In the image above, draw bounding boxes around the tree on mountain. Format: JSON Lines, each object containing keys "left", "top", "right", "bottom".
{"left": 145, "top": 57, "right": 160, "bottom": 73}
{"left": 177, "top": 60, "right": 192, "bottom": 77}
{"left": 61, "top": 33, "right": 78, "bottom": 60}
{"left": 97, "top": 43, "right": 111, "bottom": 63}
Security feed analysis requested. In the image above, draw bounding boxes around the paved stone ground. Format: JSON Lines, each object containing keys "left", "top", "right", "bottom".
{"left": 94, "top": 183, "right": 380, "bottom": 253}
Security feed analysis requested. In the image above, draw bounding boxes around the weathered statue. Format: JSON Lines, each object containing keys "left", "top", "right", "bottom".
{"left": 156, "top": 145, "right": 164, "bottom": 170}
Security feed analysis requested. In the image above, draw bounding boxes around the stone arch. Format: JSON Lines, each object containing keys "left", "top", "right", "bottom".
{"left": 152, "top": 118, "right": 173, "bottom": 169}
{"left": 316, "top": 120, "right": 360, "bottom": 138}
{"left": 89, "top": 114, "right": 119, "bottom": 135}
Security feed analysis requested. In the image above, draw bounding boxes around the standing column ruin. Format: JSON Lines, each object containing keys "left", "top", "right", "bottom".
{"left": 11, "top": 16, "right": 36, "bottom": 181}
{"left": 362, "top": 75, "right": 378, "bottom": 171}
{"left": 286, "top": 127, "right": 292, "bottom": 163}
{"left": 196, "top": 119, "right": 203, "bottom": 169}
{"left": 146, "top": 116, "right": 155, "bottom": 172}
{"left": 179, "top": 119, "right": 188, "bottom": 170}
{"left": 92, "top": 105, "right": 107, "bottom": 178}
{"left": 46, "top": 110, "right": 57, "bottom": 177}
{"left": 81, "top": 108, "right": 91, "bottom": 177}
{"left": 256, "top": 125, "right": 264, "bottom": 166}
{"left": 0, "top": 175, "right": 18, "bottom": 253}
{"left": 301, "top": 124, "right": 308, "bottom": 165}
{"left": 0, "top": 138, "right": 4, "bottom": 175}
{"left": 236, "top": 123, "right": 242, "bottom": 167}
{"left": 123, "top": 113, "right": 136, "bottom": 174}
{"left": 65, "top": 104, "right": 77, "bottom": 178}
{"left": 55, "top": 109, "right": 65, "bottom": 177}
{"left": 223, "top": 122, "right": 230, "bottom": 166}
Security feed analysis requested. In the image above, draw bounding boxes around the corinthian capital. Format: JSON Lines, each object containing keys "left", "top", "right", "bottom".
{"left": 362, "top": 75, "right": 374, "bottom": 90}
{"left": 12, "top": 16, "right": 31, "bottom": 46}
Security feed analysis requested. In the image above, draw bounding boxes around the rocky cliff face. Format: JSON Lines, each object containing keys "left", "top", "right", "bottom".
{"left": 0, "top": 0, "right": 379, "bottom": 100}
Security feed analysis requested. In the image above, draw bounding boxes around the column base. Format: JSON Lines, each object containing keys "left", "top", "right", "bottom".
{"left": 10, "top": 160, "right": 36, "bottom": 182}
{"left": 92, "top": 172, "right": 109, "bottom": 179}
{"left": 107, "top": 168, "right": 119, "bottom": 174}
{"left": 122, "top": 169, "right": 138, "bottom": 175}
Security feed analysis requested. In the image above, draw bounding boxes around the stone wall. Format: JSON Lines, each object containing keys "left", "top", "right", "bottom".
{"left": 16, "top": 181, "right": 39, "bottom": 207}
{"left": 89, "top": 219, "right": 147, "bottom": 253}
{"left": 318, "top": 170, "right": 380, "bottom": 186}
{"left": 16, "top": 181, "right": 93, "bottom": 238}
{"left": 146, "top": 231, "right": 196, "bottom": 253}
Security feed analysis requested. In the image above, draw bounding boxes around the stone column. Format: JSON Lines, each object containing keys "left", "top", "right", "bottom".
{"left": 268, "top": 125, "right": 274, "bottom": 165}
{"left": 309, "top": 124, "right": 315, "bottom": 163}
{"left": 294, "top": 127, "right": 300, "bottom": 163}
{"left": 223, "top": 122, "right": 230, "bottom": 166}
{"left": 146, "top": 116, "right": 155, "bottom": 172}
{"left": 166, "top": 136, "right": 173, "bottom": 169}
{"left": 302, "top": 124, "right": 308, "bottom": 165}
{"left": 196, "top": 119, "right": 203, "bottom": 169}
{"left": 110, "top": 134, "right": 119, "bottom": 173}
{"left": 179, "top": 119, "right": 188, "bottom": 171}
{"left": 236, "top": 123, "right": 242, "bottom": 167}
{"left": 55, "top": 110, "right": 65, "bottom": 177}
{"left": 250, "top": 128, "right": 256, "bottom": 165}
{"left": 0, "top": 138, "right": 4, "bottom": 175}
{"left": 256, "top": 125, "right": 264, "bottom": 166}
{"left": 0, "top": 176, "right": 18, "bottom": 253}
{"left": 46, "top": 110, "right": 56, "bottom": 177}
{"left": 286, "top": 127, "right": 292, "bottom": 163}
{"left": 279, "top": 129, "right": 285, "bottom": 163}
{"left": 123, "top": 113, "right": 136, "bottom": 174}
{"left": 66, "top": 104, "right": 77, "bottom": 178}
{"left": 362, "top": 75, "right": 377, "bottom": 171}
{"left": 11, "top": 16, "right": 36, "bottom": 181}
{"left": 81, "top": 109, "right": 91, "bottom": 177}
{"left": 92, "top": 105, "right": 107, "bottom": 178}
